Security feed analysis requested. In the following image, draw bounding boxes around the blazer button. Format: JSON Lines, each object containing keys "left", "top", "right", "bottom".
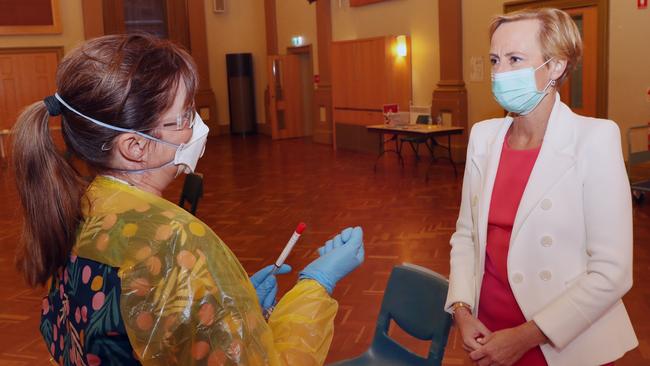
{"left": 512, "top": 273, "right": 524, "bottom": 284}
{"left": 541, "top": 199, "right": 552, "bottom": 210}
{"left": 541, "top": 236, "right": 553, "bottom": 247}
{"left": 539, "top": 270, "right": 552, "bottom": 281}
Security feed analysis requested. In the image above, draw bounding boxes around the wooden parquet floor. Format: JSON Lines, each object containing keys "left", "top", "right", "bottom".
{"left": 0, "top": 135, "right": 648, "bottom": 365}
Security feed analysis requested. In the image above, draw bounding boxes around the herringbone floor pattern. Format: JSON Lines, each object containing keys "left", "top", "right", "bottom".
{"left": 0, "top": 135, "right": 648, "bottom": 365}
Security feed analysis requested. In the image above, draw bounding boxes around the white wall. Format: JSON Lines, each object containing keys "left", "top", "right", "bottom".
{"left": 204, "top": 0, "right": 267, "bottom": 126}
{"left": 276, "top": 0, "right": 319, "bottom": 72}
{"left": 608, "top": 3, "right": 650, "bottom": 153}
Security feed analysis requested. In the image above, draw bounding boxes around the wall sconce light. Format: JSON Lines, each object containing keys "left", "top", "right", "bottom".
{"left": 396, "top": 35, "right": 407, "bottom": 57}
{"left": 291, "top": 36, "right": 304, "bottom": 47}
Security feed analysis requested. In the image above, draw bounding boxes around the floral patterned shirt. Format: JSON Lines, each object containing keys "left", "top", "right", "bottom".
{"left": 41, "top": 255, "right": 141, "bottom": 365}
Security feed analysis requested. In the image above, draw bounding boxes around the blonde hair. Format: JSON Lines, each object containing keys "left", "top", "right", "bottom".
{"left": 489, "top": 8, "right": 582, "bottom": 85}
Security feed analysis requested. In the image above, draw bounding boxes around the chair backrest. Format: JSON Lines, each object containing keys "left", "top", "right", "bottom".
{"left": 409, "top": 105, "right": 431, "bottom": 125}
{"left": 415, "top": 114, "right": 430, "bottom": 125}
{"left": 179, "top": 173, "right": 203, "bottom": 215}
{"left": 371, "top": 264, "right": 452, "bottom": 365}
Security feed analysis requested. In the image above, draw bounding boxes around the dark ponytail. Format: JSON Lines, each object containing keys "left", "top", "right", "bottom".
{"left": 13, "top": 102, "right": 85, "bottom": 287}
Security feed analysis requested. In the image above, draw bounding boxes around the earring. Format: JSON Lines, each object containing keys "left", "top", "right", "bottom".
{"left": 550, "top": 79, "right": 556, "bottom": 87}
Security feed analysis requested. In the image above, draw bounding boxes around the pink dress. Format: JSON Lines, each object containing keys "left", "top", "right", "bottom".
{"left": 478, "top": 138, "right": 546, "bottom": 365}
{"left": 477, "top": 139, "right": 615, "bottom": 366}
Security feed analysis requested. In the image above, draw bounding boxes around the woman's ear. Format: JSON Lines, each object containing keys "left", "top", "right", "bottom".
{"left": 550, "top": 59, "right": 568, "bottom": 82}
{"left": 114, "top": 133, "right": 149, "bottom": 163}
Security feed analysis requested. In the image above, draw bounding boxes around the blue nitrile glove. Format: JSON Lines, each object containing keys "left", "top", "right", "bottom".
{"left": 317, "top": 227, "right": 354, "bottom": 256}
{"left": 299, "top": 226, "right": 364, "bottom": 294}
{"left": 250, "top": 264, "right": 292, "bottom": 310}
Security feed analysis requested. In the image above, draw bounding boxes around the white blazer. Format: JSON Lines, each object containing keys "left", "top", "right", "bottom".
{"left": 445, "top": 95, "right": 638, "bottom": 366}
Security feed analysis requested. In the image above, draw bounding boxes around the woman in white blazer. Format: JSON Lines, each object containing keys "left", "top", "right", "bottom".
{"left": 445, "top": 8, "right": 637, "bottom": 366}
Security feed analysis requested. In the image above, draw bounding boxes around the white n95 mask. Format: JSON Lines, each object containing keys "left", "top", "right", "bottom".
{"left": 54, "top": 93, "right": 210, "bottom": 174}
{"left": 172, "top": 113, "right": 209, "bottom": 174}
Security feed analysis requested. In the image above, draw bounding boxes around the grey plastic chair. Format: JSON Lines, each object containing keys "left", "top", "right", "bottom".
{"left": 328, "top": 264, "right": 452, "bottom": 366}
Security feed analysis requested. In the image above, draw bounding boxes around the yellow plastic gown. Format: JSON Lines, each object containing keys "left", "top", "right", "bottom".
{"left": 74, "top": 176, "right": 338, "bottom": 365}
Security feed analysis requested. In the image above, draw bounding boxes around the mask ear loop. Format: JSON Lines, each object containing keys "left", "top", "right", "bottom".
{"left": 536, "top": 58, "right": 557, "bottom": 93}
{"left": 541, "top": 78, "right": 556, "bottom": 92}
{"left": 535, "top": 57, "right": 554, "bottom": 71}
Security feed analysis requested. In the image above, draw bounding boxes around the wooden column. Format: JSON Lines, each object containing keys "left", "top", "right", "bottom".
{"left": 260, "top": 0, "right": 278, "bottom": 136}
{"left": 264, "top": 0, "right": 278, "bottom": 55}
{"left": 313, "top": 0, "right": 333, "bottom": 145}
{"left": 432, "top": 0, "right": 468, "bottom": 151}
{"left": 82, "top": 0, "right": 104, "bottom": 39}
{"left": 185, "top": 1, "right": 217, "bottom": 135}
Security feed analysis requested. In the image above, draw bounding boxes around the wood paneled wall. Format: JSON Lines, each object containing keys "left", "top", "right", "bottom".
{"left": 332, "top": 36, "right": 411, "bottom": 111}
{"left": 0, "top": 48, "right": 61, "bottom": 130}
{"left": 331, "top": 36, "right": 412, "bottom": 151}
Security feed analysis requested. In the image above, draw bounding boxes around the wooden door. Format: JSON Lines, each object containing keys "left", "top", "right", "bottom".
{"left": 288, "top": 45, "right": 316, "bottom": 139}
{"left": 0, "top": 48, "right": 60, "bottom": 131}
{"left": 103, "top": 0, "right": 190, "bottom": 51}
{"left": 267, "top": 55, "right": 304, "bottom": 139}
{"left": 560, "top": 6, "right": 597, "bottom": 117}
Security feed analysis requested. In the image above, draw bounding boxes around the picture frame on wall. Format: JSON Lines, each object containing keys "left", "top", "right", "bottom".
{"left": 213, "top": 0, "right": 226, "bottom": 13}
{"left": 0, "top": 0, "right": 62, "bottom": 35}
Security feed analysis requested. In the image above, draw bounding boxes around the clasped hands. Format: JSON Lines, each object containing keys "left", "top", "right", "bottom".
{"left": 454, "top": 307, "right": 546, "bottom": 366}
{"left": 250, "top": 227, "right": 364, "bottom": 312}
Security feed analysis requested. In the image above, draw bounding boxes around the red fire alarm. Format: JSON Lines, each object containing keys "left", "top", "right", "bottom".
{"left": 640, "top": 0, "right": 648, "bottom": 9}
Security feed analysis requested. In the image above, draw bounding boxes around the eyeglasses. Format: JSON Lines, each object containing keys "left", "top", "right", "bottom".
{"left": 159, "top": 108, "right": 195, "bottom": 131}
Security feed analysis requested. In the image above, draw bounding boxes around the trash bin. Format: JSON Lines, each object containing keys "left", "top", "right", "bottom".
{"left": 226, "top": 53, "right": 257, "bottom": 136}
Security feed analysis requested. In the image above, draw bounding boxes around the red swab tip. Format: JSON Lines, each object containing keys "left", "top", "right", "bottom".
{"left": 295, "top": 222, "right": 307, "bottom": 234}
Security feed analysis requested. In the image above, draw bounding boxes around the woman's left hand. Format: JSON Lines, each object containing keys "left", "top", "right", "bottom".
{"left": 469, "top": 321, "right": 547, "bottom": 366}
{"left": 250, "top": 264, "right": 292, "bottom": 310}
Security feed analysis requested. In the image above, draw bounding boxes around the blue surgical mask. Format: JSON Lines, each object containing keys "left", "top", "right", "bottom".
{"left": 54, "top": 93, "right": 209, "bottom": 174}
{"left": 491, "top": 58, "right": 555, "bottom": 115}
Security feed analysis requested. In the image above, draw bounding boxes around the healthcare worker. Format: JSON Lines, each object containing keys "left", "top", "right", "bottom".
{"left": 12, "top": 33, "right": 364, "bottom": 365}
